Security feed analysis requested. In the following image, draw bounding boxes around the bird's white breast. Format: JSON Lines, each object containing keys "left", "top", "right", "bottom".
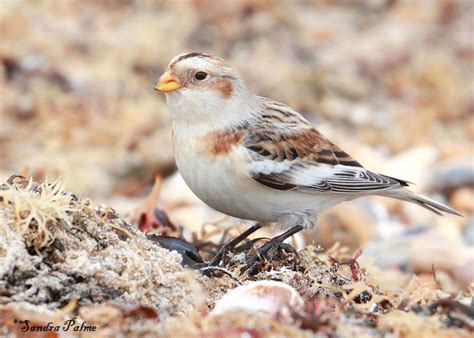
{"left": 172, "top": 124, "right": 260, "bottom": 219}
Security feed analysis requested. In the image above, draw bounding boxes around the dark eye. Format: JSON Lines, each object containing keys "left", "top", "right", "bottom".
{"left": 194, "top": 71, "right": 208, "bottom": 80}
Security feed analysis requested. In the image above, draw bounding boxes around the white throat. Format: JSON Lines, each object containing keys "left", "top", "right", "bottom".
{"left": 165, "top": 82, "right": 260, "bottom": 133}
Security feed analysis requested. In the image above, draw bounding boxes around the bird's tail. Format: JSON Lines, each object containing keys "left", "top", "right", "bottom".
{"left": 382, "top": 188, "right": 462, "bottom": 216}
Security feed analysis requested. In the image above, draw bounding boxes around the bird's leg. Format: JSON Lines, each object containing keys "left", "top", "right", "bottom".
{"left": 208, "top": 223, "right": 262, "bottom": 266}
{"left": 234, "top": 237, "right": 266, "bottom": 254}
{"left": 274, "top": 242, "right": 300, "bottom": 257}
{"left": 234, "top": 238, "right": 299, "bottom": 260}
{"left": 242, "top": 224, "right": 303, "bottom": 273}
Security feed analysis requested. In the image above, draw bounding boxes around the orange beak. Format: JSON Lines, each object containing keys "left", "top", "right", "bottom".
{"left": 154, "top": 71, "right": 181, "bottom": 93}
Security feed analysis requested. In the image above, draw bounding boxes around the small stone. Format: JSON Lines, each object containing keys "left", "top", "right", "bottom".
{"left": 450, "top": 187, "right": 474, "bottom": 214}
{"left": 452, "top": 258, "right": 474, "bottom": 290}
{"left": 463, "top": 216, "right": 474, "bottom": 246}
{"left": 314, "top": 203, "right": 375, "bottom": 249}
{"left": 429, "top": 161, "right": 474, "bottom": 194}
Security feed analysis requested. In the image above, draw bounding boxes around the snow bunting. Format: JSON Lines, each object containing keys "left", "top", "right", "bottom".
{"left": 154, "top": 52, "right": 460, "bottom": 257}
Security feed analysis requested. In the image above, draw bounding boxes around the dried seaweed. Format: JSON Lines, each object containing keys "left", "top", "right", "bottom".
{"left": 0, "top": 177, "right": 200, "bottom": 321}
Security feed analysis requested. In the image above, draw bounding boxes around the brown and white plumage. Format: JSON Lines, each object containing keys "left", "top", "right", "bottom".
{"left": 155, "top": 52, "right": 460, "bottom": 230}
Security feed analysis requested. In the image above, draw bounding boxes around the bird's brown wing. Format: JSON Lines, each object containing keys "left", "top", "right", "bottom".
{"left": 244, "top": 99, "right": 409, "bottom": 193}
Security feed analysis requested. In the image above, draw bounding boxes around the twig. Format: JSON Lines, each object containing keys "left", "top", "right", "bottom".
{"left": 431, "top": 263, "right": 443, "bottom": 290}
{"left": 198, "top": 266, "right": 242, "bottom": 285}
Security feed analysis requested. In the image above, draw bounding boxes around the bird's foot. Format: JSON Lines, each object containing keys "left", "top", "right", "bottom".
{"left": 207, "top": 223, "right": 262, "bottom": 266}
{"left": 241, "top": 225, "right": 303, "bottom": 274}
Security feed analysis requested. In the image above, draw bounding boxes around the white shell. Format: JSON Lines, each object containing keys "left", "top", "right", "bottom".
{"left": 211, "top": 280, "right": 304, "bottom": 319}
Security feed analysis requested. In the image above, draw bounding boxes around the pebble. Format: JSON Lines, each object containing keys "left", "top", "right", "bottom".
{"left": 314, "top": 203, "right": 375, "bottom": 249}
{"left": 463, "top": 216, "right": 474, "bottom": 246}
{"left": 428, "top": 161, "right": 474, "bottom": 194}
{"left": 450, "top": 187, "right": 474, "bottom": 213}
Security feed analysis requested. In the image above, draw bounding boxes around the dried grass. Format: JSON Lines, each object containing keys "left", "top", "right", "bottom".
{"left": 0, "top": 177, "right": 76, "bottom": 250}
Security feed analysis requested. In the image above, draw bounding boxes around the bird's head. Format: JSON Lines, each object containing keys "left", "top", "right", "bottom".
{"left": 155, "top": 53, "right": 257, "bottom": 126}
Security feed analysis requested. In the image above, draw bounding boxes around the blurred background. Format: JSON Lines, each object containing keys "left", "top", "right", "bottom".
{"left": 1, "top": 0, "right": 473, "bottom": 289}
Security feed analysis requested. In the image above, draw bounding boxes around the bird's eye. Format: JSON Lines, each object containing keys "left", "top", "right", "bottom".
{"left": 194, "top": 71, "right": 208, "bottom": 80}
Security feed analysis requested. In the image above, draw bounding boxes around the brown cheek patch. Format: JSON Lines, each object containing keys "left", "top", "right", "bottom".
{"left": 213, "top": 79, "right": 234, "bottom": 98}
{"left": 204, "top": 129, "right": 243, "bottom": 157}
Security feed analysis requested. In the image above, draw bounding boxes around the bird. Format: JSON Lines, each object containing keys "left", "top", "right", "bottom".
{"left": 154, "top": 52, "right": 461, "bottom": 268}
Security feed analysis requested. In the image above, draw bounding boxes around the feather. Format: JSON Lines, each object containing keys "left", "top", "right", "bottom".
{"left": 245, "top": 98, "right": 406, "bottom": 194}
{"left": 382, "top": 189, "right": 462, "bottom": 216}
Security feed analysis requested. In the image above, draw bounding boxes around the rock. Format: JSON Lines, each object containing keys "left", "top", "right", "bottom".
{"left": 410, "top": 232, "right": 474, "bottom": 289}
{"left": 450, "top": 187, "right": 474, "bottom": 213}
{"left": 428, "top": 160, "right": 474, "bottom": 195}
{"left": 463, "top": 216, "right": 474, "bottom": 246}
{"left": 363, "top": 226, "right": 428, "bottom": 270}
{"left": 312, "top": 203, "right": 375, "bottom": 249}
{"left": 452, "top": 258, "right": 474, "bottom": 290}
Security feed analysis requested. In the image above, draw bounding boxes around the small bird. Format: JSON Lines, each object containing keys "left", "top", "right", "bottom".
{"left": 154, "top": 52, "right": 460, "bottom": 266}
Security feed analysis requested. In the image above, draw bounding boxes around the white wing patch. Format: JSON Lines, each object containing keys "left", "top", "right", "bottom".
{"left": 250, "top": 161, "right": 407, "bottom": 194}
{"left": 249, "top": 159, "right": 291, "bottom": 175}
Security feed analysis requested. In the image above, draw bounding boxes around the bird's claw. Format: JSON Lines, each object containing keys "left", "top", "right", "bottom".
{"left": 241, "top": 224, "right": 303, "bottom": 274}
{"left": 207, "top": 223, "right": 263, "bottom": 266}
{"left": 242, "top": 241, "right": 299, "bottom": 274}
